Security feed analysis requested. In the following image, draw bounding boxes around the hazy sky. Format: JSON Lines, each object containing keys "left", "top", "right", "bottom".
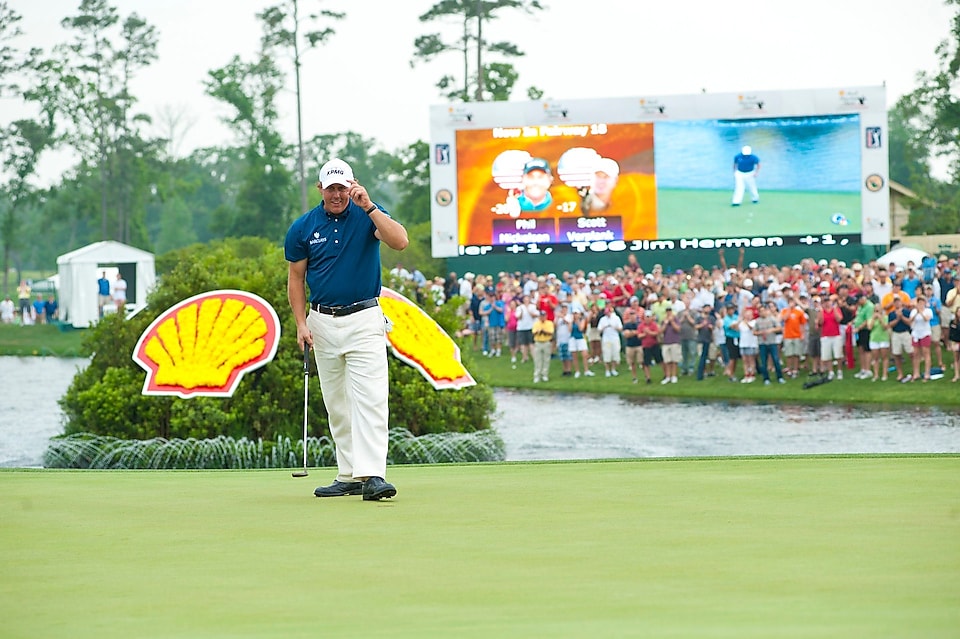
{"left": 9, "top": 0, "right": 955, "bottom": 182}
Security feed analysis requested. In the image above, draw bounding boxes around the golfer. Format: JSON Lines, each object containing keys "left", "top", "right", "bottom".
{"left": 731, "top": 145, "right": 760, "bottom": 206}
{"left": 285, "top": 158, "right": 409, "bottom": 501}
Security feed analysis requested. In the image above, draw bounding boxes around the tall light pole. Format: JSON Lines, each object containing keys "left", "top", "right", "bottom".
{"left": 293, "top": 0, "right": 308, "bottom": 213}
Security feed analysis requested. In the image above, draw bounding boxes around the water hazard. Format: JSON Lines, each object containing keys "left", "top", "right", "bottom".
{"left": 491, "top": 390, "right": 960, "bottom": 460}
{"left": 2, "top": 357, "right": 960, "bottom": 467}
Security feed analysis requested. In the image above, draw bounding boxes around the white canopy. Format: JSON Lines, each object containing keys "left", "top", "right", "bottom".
{"left": 56, "top": 241, "right": 156, "bottom": 328}
{"left": 875, "top": 245, "right": 930, "bottom": 271}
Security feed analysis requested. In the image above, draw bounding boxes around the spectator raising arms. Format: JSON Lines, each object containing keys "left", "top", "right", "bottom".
{"left": 909, "top": 296, "right": 934, "bottom": 382}
{"left": 597, "top": 304, "right": 623, "bottom": 377}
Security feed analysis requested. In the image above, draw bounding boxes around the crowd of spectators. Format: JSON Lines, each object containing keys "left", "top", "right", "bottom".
{"left": 1, "top": 281, "right": 58, "bottom": 326}
{"left": 424, "top": 248, "right": 960, "bottom": 385}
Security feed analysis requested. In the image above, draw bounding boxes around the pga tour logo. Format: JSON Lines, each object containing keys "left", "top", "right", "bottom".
{"left": 865, "top": 127, "right": 882, "bottom": 148}
{"left": 435, "top": 144, "right": 450, "bottom": 165}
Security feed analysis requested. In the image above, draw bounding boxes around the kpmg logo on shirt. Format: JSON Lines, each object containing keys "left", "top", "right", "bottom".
{"left": 309, "top": 231, "right": 326, "bottom": 245}
{"left": 865, "top": 127, "right": 882, "bottom": 148}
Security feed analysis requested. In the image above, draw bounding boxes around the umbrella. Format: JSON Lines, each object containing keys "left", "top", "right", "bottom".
{"left": 875, "top": 246, "right": 929, "bottom": 270}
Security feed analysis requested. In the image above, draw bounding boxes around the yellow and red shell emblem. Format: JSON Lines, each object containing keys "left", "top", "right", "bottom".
{"left": 133, "top": 290, "right": 281, "bottom": 398}
{"left": 379, "top": 286, "right": 475, "bottom": 390}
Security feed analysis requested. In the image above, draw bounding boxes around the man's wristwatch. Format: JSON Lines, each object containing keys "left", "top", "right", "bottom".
{"left": 365, "top": 204, "right": 378, "bottom": 215}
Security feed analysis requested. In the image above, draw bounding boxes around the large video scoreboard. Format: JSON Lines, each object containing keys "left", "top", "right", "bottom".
{"left": 428, "top": 87, "right": 889, "bottom": 265}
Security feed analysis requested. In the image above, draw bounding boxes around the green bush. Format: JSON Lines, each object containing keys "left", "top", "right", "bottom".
{"left": 59, "top": 237, "right": 495, "bottom": 441}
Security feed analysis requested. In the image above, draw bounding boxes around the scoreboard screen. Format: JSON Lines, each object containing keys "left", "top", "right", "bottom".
{"left": 429, "top": 87, "right": 889, "bottom": 262}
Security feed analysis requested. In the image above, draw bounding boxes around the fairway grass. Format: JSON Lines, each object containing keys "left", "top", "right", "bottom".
{"left": 3, "top": 456, "right": 959, "bottom": 638}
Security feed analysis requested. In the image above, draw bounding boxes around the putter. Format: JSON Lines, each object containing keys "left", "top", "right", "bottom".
{"left": 292, "top": 343, "right": 310, "bottom": 477}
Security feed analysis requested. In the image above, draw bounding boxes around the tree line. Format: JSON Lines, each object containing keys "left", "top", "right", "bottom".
{"left": 0, "top": 0, "right": 546, "bottom": 292}
{"left": 1, "top": 0, "right": 958, "bottom": 296}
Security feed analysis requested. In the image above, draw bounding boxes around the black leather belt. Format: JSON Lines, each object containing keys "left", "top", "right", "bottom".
{"left": 312, "top": 298, "right": 379, "bottom": 317}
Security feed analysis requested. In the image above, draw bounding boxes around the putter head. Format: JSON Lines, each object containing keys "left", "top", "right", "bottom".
{"left": 291, "top": 470, "right": 309, "bottom": 477}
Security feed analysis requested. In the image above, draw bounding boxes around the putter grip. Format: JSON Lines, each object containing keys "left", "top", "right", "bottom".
{"left": 303, "top": 344, "right": 310, "bottom": 374}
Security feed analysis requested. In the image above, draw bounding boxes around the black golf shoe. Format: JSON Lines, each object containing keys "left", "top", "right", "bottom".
{"left": 362, "top": 477, "right": 397, "bottom": 501}
{"left": 314, "top": 480, "right": 363, "bottom": 498}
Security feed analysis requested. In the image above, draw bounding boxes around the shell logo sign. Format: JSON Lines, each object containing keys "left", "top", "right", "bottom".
{"left": 379, "top": 286, "right": 475, "bottom": 390}
{"left": 133, "top": 290, "right": 281, "bottom": 398}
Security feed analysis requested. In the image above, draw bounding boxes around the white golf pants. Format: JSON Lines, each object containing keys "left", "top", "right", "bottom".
{"left": 732, "top": 171, "right": 759, "bottom": 205}
{"left": 307, "top": 305, "right": 389, "bottom": 481}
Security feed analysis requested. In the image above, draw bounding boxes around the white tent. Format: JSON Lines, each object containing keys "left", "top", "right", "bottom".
{"left": 875, "top": 245, "right": 930, "bottom": 271}
{"left": 56, "top": 241, "right": 157, "bottom": 328}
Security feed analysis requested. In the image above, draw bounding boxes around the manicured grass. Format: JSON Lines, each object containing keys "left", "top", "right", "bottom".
{"left": 464, "top": 346, "right": 960, "bottom": 408}
{"left": 657, "top": 188, "right": 860, "bottom": 237}
{"left": 0, "top": 323, "right": 89, "bottom": 357}
{"left": 2, "top": 457, "right": 958, "bottom": 638}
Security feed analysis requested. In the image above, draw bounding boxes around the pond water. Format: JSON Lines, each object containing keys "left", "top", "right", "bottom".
{"left": 492, "top": 389, "right": 960, "bottom": 461}
{"left": 0, "top": 357, "right": 88, "bottom": 467}
{"left": 2, "top": 357, "right": 959, "bottom": 467}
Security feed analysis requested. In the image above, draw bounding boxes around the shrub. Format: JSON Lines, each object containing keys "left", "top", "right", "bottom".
{"left": 59, "top": 237, "right": 495, "bottom": 441}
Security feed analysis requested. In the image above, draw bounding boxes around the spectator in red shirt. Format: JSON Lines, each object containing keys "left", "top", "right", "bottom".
{"left": 819, "top": 295, "right": 844, "bottom": 379}
{"left": 638, "top": 310, "right": 663, "bottom": 384}
{"left": 610, "top": 277, "right": 633, "bottom": 309}
{"left": 536, "top": 282, "right": 558, "bottom": 322}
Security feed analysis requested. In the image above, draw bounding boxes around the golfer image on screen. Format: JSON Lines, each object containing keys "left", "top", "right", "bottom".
{"left": 516, "top": 157, "right": 554, "bottom": 212}
{"left": 732, "top": 145, "right": 760, "bottom": 206}
{"left": 582, "top": 157, "right": 620, "bottom": 214}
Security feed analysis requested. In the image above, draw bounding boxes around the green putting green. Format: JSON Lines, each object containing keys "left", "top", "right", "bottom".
{"left": 657, "top": 188, "right": 860, "bottom": 238}
{"left": 2, "top": 456, "right": 958, "bottom": 638}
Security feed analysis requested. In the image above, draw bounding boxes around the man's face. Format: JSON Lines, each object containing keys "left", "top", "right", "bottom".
{"left": 521, "top": 169, "right": 552, "bottom": 202}
{"left": 591, "top": 170, "right": 618, "bottom": 199}
{"left": 322, "top": 183, "right": 351, "bottom": 214}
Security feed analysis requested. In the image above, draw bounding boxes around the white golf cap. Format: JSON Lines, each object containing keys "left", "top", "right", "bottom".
{"left": 319, "top": 158, "right": 354, "bottom": 188}
{"left": 594, "top": 157, "right": 620, "bottom": 178}
{"left": 742, "top": 145, "right": 752, "bottom": 155}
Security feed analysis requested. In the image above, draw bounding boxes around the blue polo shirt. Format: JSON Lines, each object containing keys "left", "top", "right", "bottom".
{"left": 889, "top": 309, "right": 911, "bottom": 333}
{"left": 900, "top": 275, "right": 920, "bottom": 299}
{"left": 517, "top": 191, "right": 552, "bottom": 211}
{"left": 734, "top": 153, "right": 759, "bottom": 172}
{"left": 284, "top": 201, "right": 387, "bottom": 307}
